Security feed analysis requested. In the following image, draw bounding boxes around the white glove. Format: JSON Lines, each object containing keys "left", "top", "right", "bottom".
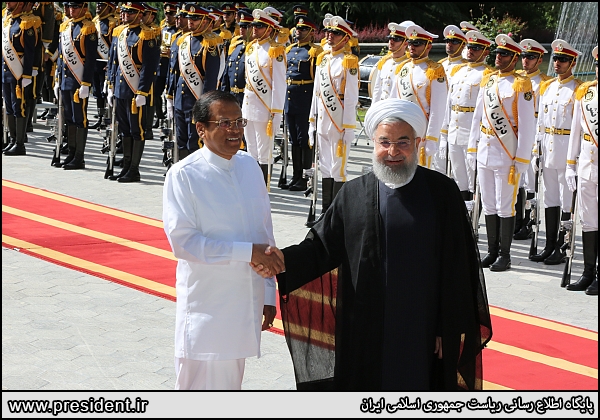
{"left": 107, "top": 88, "right": 114, "bottom": 107}
{"left": 78, "top": 85, "right": 90, "bottom": 99}
{"left": 135, "top": 94, "right": 146, "bottom": 107}
{"left": 437, "top": 138, "right": 447, "bottom": 159}
{"left": 467, "top": 154, "right": 477, "bottom": 171}
{"left": 515, "top": 161, "right": 529, "bottom": 174}
{"left": 21, "top": 78, "right": 32, "bottom": 88}
{"left": 424, "top": 139, "right": 437, "bottom": 157}
{"left": 308, "top": 122, "right": 316, "bottom": 147}
{"left": 103, "top": 80, "right": 109, "bottom": 94}
{"left": 166, "top": 98, "right": 174, "bottom": 119}
{"left": 565, "top": 165, "right": 577, "bottom": 192}
{"left": 343, "top": 128, "right": 354, "bottom": 143}
{"left": 32, "top": 69, "right": 38, "bottom": 77}
{"left": 53, "top": 83, "right": 60, "bottom": 100}
{"left": 531, "top": 158, "right": 539, "bottom": 174}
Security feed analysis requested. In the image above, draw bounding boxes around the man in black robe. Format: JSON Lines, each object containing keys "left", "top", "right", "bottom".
{"left": 259, "top": 99, "right": 492, "bottom": 390}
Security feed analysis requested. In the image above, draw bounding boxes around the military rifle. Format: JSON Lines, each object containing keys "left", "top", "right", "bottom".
{"left": 471, "top": 167, "right": 481, "bottom": 241}
{"left": 2, "top": 99, "right": 8, "bottom": 149}
{"left": 529, "top": 147, "right": 543, "bottom": 258}
{"left": 305, "top": 128, "right": 319, "bottom": 227}
{"left": 50, "top": 90, "right": 64, "bottom": 166}
{"left": 561, "top": 185, "right": 578, "bottom": 288}
{"left": 277, "top": 115, "right": 289, "bottom": 188}
{"left": 161, "top": 118, "right": 178, "bottom": 173}
{"left": 104, "top": 105, "right": 118, "bottom": 179}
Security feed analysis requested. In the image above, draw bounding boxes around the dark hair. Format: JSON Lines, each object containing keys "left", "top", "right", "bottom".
{"left": 192, "top": 91, "right": 240, "bottom": 123}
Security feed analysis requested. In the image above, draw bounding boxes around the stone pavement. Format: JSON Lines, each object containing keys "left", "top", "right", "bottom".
{"left": 2, "top": 111, "right": 597, "bottom": 392}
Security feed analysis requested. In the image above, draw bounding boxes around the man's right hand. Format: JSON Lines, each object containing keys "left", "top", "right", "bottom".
{"left": 250, "top": 244, "right": 285, "bottom": 277}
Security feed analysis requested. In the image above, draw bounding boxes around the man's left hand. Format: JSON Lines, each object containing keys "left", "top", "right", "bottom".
{"left": 261, "top": 305, "right": 277, "bottom": 331}
{"left": 434, "top": 336, "right": 442, "bottom": 359}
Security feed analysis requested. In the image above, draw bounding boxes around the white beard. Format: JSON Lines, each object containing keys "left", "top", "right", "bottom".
{"left": 372, "top": 151, "right": 418, "bottom": 188}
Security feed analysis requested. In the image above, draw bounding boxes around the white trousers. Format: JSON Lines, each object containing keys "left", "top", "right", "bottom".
{"left": 478, "top": 164, "right": 520, "bottom": 218}
{"left": 578, "top": 177, "right": 599, "bottom": 232}
{"left": 317, "top": 132, "right": 351, "bottom": 182}
{"left": 174, "top": 357, "right": 245, "bottom": 390}
{"left": 542, "top": 167, "right": 573, "bottom": 210}
{"left": 245, "top": 120, "right": 271, "bottom": 165}
{"left": 449, "top": 144, "right": 474, "bottom": 192}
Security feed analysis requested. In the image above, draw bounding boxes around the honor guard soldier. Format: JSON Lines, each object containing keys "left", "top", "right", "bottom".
{"left": 307, "top": 15, "right": 359, "bottom": 223}
{"left": 565, "top": 46, "right": 598, "bottom": 295}
{"left": 206, "top": 6, "right": 229, "bottom": 81}
{"left": 440, "top": 30, "right": 492, "bottom": 201}
{"left": 263, "top": 6, "right": 290, "bottom": 46}
{"left": 106, "top": 2, "right": 159, "bottom": 182}
{"left": 242, "top": 8, "right": 287, "bottom": 186}
{"left": 164, "top": 4, "right": 190, "bottom": 122}
{"left": 54, "top": 2, "right": 97, "bottom": 169}
{"left": 289, "top": 4, "right": 308, "bottom": 40}
{"left": 154, "top": 2, "right": 179, "bottom": 127}
{"left": 2, "top": 2, "right": 38, "bottom": 155}
{"left": 40, "top": 5, "right": 62, "bottom": 122}
{"left": 168, "top": 4, "right": 222, "bottom": 160}
{"left": 140, "top": 2, "right": 161, "bottom": 139}
{"left": 221, "top": 3, "right": 240, "bottom": 39}
{"left": 220, "top": 9, "right": 253, "bottom": 105}
{"left": 91, "top": 2, "right": 117, "bottom": 129}
{"left": 370, "top": 21, "right": 413, "bottom": 104}
{"left": 459, "top": 21, "right": 478, "bottom": 59}
{"left": 468, "top": 34, "right": 536, "bottom": 271}
{"left": 280, "top": 14, "right": 322, "bottom": 191}
{"left": 530, "top": 39, "right": 583, "bottom": 265}
{"left": 390, "top": 24, "right": 448, "bottom": 173}
{"left": 513, "top": 38, "right": 551, "bottom": 240}
{"left": 439, "top": 24, "right": 468, "bottom": 81}
{"left": 20, "top": 2, "right": 44, "bottom": 135}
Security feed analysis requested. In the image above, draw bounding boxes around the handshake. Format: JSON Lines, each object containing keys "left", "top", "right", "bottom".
{"left": 250, "top": 244, "right": 285, "bottom": 278}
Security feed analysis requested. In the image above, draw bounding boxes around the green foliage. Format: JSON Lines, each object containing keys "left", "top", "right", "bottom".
{"left": 469, "top": 7, "right": 527, "bottom": 66}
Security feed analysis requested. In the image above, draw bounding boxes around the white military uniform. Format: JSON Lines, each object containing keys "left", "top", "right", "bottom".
{"left": 439, "top": 25, "right": 468, "bottom": 84}
{"left": 370, "top": 21, "right": 413, "bottom": 104}
{"left": 390, "top": 24, "right": 448, "bottom": 172}
{"left": 242, "top": 10, "right": 286, "bottom": 165}
{"left": 468, "top": 70, "right": 536, "bottom": 217}
{"left": 309, "top": 18, "right": 359, "bottom": 182}
{"left": 567, "top": 79, "right": 598, "bottom": 231}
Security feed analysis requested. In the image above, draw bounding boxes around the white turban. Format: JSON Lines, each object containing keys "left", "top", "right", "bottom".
{"left": 364, "top": 99, "right": 427, "bottom": 140}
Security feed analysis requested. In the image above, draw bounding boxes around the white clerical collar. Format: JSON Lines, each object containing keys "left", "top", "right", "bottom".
{"left": 383, "top": 171, "right": 416, "bottom": 189}
{"left": 200, "top": 146, "right": 234, "bottom": 171}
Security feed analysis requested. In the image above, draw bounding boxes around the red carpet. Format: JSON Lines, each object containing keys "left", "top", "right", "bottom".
{"left": 2, "top": 179, "right": 598, "bottom": 390}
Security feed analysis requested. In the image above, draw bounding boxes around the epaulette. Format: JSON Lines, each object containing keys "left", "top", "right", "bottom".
{"left": 515, "top": 69, "right": 527, "bottom": 77}
{"left": 202, "top": 31, "right": 223, "bottom": 49}
{"left": 316, "top": 49, "right": 329, "bottom": 66}
{"left": 19, "top": 14, "right": 42, "bottom": 30}
{"left": 285, "top": 43, "right": 296, "bottom": 55}
{"left": 112, "top": 24, "right": 126, "bottom": 37}
{"left": 85, "top": 11, "right": 92, "bottom": 20}
{"left": 575, "top": 80, "right": 598, "bottom": 101}
{"left": 438, "top": 56, "right": 448, "bottom": 64}
{"left": 138, "top": 24, "right": 155, "bottom": 41}
{"left": 348, "top": 36, "right": 358, "bottom": 48}
{"left": 176, "top": 33, "right": 188, "bottom": 46}
{"left": 152, "top": 23, "right": 161, "bottom": 39}
{"left": 480, "top": 70, "right": 498, "bottom": 87}
{"left": 277, "top": 27, "right": 290, "bottom": 43}
{"left": 320, "top": 38, "right": 327, "bottom": 46}
{"left": 425, "top": 60, "right": 445, "bottom": 81}
{"left": 394, "top": 59, "right": 410, "bottom": 75}
{"left": 268, "top": 42, "right": 285, "bottom": 59}
{"left": 539, "top": 77, "right": 556, "bottom": 95}
{"left": 107, "top": 16, "right": 118, "bottom": 33}
{"left": 79, "top": 19, "right": 96, "bottom": 36}
{"left": 539, "top": 73, "right": 552, "bottom": 82}
{"left": 342, "top": 51, "right": 358, "bottom": 71}
{"left": 308, "top": 43, "right": 323, "bottom": 58}
{"left": 450, "top": 62, "right": 467, "bottom": 77}
{"left": 220, "top": 28, "right": 232, "bottom": 40}
{"left": 228, "top": 36, "right": 244, "bottom": 55}
{"left": 512, "top": 73, "right": 533, "bottom": 93}
{"left": 59, "top": 18, "right": 71, "bottom": 33}
{"left": 376, "top": 53, "right": 392, "bottom": 70}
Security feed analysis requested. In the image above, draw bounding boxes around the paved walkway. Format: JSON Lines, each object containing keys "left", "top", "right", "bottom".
{"left": 2, "top": 111, "right": 597, "bottom": 392}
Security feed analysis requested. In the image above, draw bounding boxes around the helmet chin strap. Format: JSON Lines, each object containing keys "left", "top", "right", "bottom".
{"left": 332, "top": 34, "right": 348, "bottom": 51}
{"left": 414, "top": 42, "right": 430, "bottom": 60}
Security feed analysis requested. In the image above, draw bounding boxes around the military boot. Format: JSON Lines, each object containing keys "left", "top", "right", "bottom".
{"left": 63, "top": 127, "right": 87, "bottom": 170}
{"left": 55, "top": 125, "right": 78, "bottom": 167}
{"left": 289, "top": 147, "right": 313, "bottom": 191}
{"left": 4, "top": 117, "right": 27, "bottom": 156}
{"left": 567, "top": 231, "right": 597, "bottom": 291}
{"left": 544, "top": 211, "right": 570, "bottom": 265}
{"left": 514, "top": 187, "right": 526, "bottom": 234}
{"left": 306, "top": 178, "right": 334, "bottom": 228}
{"left": 2, "top": 115, "right": 17, "bottom": 153}
{"left": 281, "top": 146, "right": 301, "bottom": 189}
{"left": 490, "top": 216, "right": 515, "bottom": 271}
{"left": 481, "top": 215, "right": 500, "bottom": 267}
{"left": 118, "top": 140, "right": 144, "bottom": 183}
{"left": 109, "top": 136, "right": 132, "bottom": 180}
{"left": 514, "top": 192, "right": 534, "bottom": 239}
{"left": 332, "top": 181, "right": 344, "bottom": 200}
{"left": 259, "top": 164, "right": 269, "bottom": 186}
{"left": 530, "top": 206, "right": 560, "bottom": 262}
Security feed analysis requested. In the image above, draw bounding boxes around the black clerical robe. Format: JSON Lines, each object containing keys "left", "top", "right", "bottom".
{"left": 278, "top": 167, "right": 492, "bottom": 390}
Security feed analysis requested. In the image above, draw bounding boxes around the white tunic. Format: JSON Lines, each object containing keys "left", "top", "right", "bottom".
{"left": 163, "top": 147, "right": 277, "bottom": 361}
{"left": 371, "top": 54, "right": 407, "bottom": 103}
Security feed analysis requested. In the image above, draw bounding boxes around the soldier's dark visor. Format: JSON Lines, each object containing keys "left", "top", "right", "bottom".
{"left": 387, "top": 35, "right": 405, "bottom": 42}
{"left": 467, "top": 44, "right": 485, "bottom": 51}
{"left": 445, "top": 38, "right": 463, "bottom": 45}
{"left": 552, "top": 55, "right": 572, "bottom": 63}
{"left": 522, "top": 53, "right": 541, "bottom": 60}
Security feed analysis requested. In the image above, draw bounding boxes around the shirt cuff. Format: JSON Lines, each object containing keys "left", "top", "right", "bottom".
{"left": 232, "top": 241, "right": 252, "bottom": 262}
{"left": 264, "top": 281, "right": 276, "bottom": 306}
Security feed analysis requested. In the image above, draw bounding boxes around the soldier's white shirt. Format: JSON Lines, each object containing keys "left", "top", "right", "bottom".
{"left": 371, "top": 54, "right": 408, "bottom": 103}
{"left": 536, "top": 75, "right": 579, "bottom": 169}
{"left": 390, "top": 57, "right": 448, "bottom": 142}
{"left": 310, "top": 49, "right": 359, "bottom": 135}
{"left": 441, "top": 56, "right": 467, "bottom": 84}
{"left": 567, "top": 82, "right": 598, "bottom": 183}
{"left": 242, "top": 38, "right": 287, "bottom": 122}
{"left": 525, "top": 70, "right": 547, "bottom": 114}
{"left": 442, "top": 62, "right": 488, "bottom": 146}
{"left": 468, "top": 71, "right": 536, "bottom": 168}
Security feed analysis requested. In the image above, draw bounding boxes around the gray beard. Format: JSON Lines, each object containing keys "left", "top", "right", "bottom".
{"left": 372, "top": 153, "right": 418, "bottom": 187}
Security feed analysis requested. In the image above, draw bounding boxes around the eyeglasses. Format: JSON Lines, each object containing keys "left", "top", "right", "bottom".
{"left": 387, "top": 35, "right": 405, "bottom": 42}
{"left": 445, "top": 38, "right": 463, "bottom": 45}
{"left": 188, "top": 15, "right": 203, "bottom": 21}
{"left": 207, "top": 118, "right": 248, "bottom": 129}
{"left": 407, "top": 39, "right": 427, "bottom": 47}
{"left": 252, "top": 23, "right": 267, "bottom": 28}
{"left": 165, "top": 11, "right": 176, "bottom": 16}
{"left": 296, "top": 27, "right": 310, "bottom": 32}
{"left": 522, "top": 53, "right": 540, "bottom": 60}
{"left": 496, "top": 50, "right": 515, "bottom": 58}
{"left": 69, "top": 4, "right": 83, "bottom": 8}
{"left": 328, "top": 30, "right": 345, "bottom": 36}
{"left": 121, "top": 9, "right": 139, "bottom": 14}
{"left": 239, "top": 24, "right": 249, "bottom": 29}
{"left": 375, "top": 139, "right": 413, "bottom": 149}
{"left": 467, "top": 44, "right": 485, "bottom": 51}
{"left": 552, "top": 55, "right": 573, "bottom": 63}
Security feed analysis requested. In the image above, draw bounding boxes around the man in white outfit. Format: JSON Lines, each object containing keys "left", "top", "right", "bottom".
{"left": 163, "top": 91, "right": 284, "bottom": 390}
